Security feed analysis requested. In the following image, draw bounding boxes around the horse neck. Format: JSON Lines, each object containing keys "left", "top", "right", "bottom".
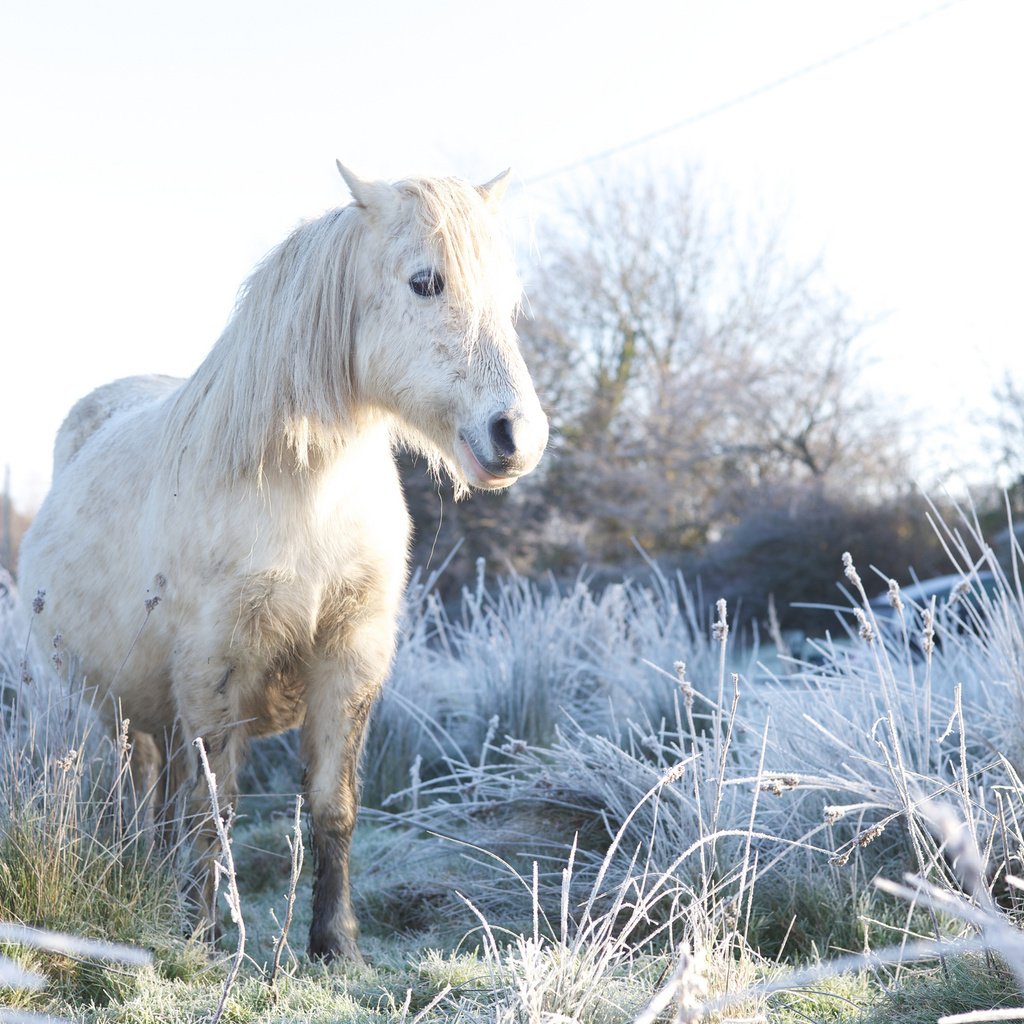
{"left": 165, "top": 211, "right": 369, "bottom": 482}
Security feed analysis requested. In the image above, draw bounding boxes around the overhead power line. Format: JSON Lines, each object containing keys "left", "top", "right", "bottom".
{"left": 524, "top": 0, "right": 967, "bottom": 186}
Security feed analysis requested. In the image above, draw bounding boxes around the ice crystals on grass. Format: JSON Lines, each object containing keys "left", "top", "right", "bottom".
{"left": 854, "top": 608, "right": 875, "bottom": 643}
{"left": 760, "top": 774, "right": 799, "bottom": 796}
{"left": 674, "top": 660, "right": 694, "bottom": 710}
{"left": 712, "top": 599, "right": 728, "bottom": 643}
{"left": 922, "top": 607, "right": 935, "bottom": 656}
{"left": 660, "top": 760, "right": 688, "bottom": 785}
{"left": 842, "top": 551, "right": 861, "bottom": 590}
{"left": 856, "top": 820, "right": 887, "bottom": 846}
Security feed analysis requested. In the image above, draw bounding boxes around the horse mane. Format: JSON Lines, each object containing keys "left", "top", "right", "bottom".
{"left": 162, "top": 175, "right": 518, "bottom": 484}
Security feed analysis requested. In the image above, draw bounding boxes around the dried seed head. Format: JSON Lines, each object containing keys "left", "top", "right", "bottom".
{"left": 922, "top": 607, "right": 935, "bottom": 656}
{"left": 828, "top": 849, "right": 852, "bottom": 867}
{"left": 760, "top": 774, "right": 799, "bottom": 796}
{"left": 674, "top": 661, "right": 694, "bottom": 708}
{"left": 854, "top": 608, "right": 875, "bottom": 643}
{"left": 144, "top": 595, "right": 161, "bottom": 614}
{"left": 887, "top": 579, "right": 903, "bottom": 612}
{"left": 712, "top": 599, "right": 729, "bottom": 643}
{"left": 824, "top": 805, "right": 844, "bottom": 823}
{"left": 842, "top": 552, "right": 861, "bottom": 589}
{"left": 118, "top": 719, "right": 132, "bottom": 758}
{"left": 32, "top": 590, "right": 45, "bottom": 615}
{"left": 856, "top": 820, "right": 887, "bottom": 846}
{"left": 661, "top": 761, "right": 688, "bottom": 784}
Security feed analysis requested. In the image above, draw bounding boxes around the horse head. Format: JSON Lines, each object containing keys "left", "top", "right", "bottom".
{"left": 338, "top": 163, "right": 549, "bottom": 494}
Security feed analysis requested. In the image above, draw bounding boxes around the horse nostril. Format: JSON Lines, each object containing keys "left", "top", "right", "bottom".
{"left": 489, "top": 414, "right": 517, "bottom": 460}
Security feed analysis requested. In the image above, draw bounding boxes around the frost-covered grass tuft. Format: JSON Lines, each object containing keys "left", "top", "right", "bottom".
{"left": 0, "top": 596, "right": 187, "bottom": 1017}
{"left": 6, "top": 502, "right": 1024, "bottom": 1021}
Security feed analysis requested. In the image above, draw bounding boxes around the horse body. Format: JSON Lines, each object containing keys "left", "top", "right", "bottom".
{"left": 19, "top": 165, "right": 547, "bottom": 962}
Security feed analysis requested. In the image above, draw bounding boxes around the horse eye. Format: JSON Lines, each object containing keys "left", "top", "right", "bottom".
{"left": 409, "top": 269, "right": 445, "bottom": 298}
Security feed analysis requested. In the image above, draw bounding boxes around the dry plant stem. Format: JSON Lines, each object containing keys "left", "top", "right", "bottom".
{"left": 108, "top": 600, "right": 160, "bottom": 693}
{"left": 407, "top": 984, "right": 453, "bottom": 1023}
{"left": 699, "top": 934, "right": 988, "bottom": 1020}
{"left": 676, "top": 664, "right": 710, "bottom": 883}
{"left": 394, "top": 984, "right": 453, "bottom": 1024}
{"left": 0, "top": 958, "right": 46, "bottom": 990}
{"left": 0, "top": 1010, "right": 75, "bottom": 1024}
{"left": 713, "top": 598, "right": 728, "bottom": 730}
{"left": 710, "top": 674, "right": 741, "bottom": 869}
{"left": 938, "top": 1011, "right": 1024, "bottom": 1023}
{"left": 877, "top": 873, "right": 1024, "bottom": 992}
{"left": 736, "top": 718, "right": 771, "bottom": 946}
{"left": 0, "top": 924, "right": 152, "bottom": 967}
{"left": 632, "top": 943, "right": 706, "bottom": 1024}
{"left": 268, "top": 794, "right": 304, "bottom": 993}
{"left": 193, "top": 737, "right": 245, "bottom": 1024}
{"left": 874, "top": 712, "right": 950, "bottom": 980}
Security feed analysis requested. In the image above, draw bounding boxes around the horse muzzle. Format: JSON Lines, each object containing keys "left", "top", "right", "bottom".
{"left": 458, "top": 408, "right": 548, "bottom": 490}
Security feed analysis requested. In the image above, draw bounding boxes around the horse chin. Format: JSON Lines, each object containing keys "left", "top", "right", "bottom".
{"left": 455, "top": 436, "right": 519, "bottom": 492}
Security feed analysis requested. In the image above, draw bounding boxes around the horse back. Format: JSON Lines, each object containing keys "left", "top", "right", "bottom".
{"left": 52, "top": 374, "right": 183, "bottom": 477}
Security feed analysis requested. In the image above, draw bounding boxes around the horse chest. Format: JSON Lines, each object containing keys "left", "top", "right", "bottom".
{"left": 231, "top": 565, "right": 383, "bottom": 658}
{"left": 207, "top": 460, "right": 400, "bottom": 637}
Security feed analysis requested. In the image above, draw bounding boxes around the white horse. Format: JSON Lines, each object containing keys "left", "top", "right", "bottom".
{"left": 18, "top": 163, "right": 548, "bottom": 962}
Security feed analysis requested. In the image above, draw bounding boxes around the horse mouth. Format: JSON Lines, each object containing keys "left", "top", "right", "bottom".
{"left": 457, "top": 435, "right": 519, "bottom": 490}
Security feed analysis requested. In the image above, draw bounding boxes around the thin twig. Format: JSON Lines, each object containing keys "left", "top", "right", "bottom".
{"left": 268, "top": 794, "right": 303, "bottom": 994}
{"left": 413, "top": 985, "right": 453, "bottom": 1022}
{"left": 193, "top": 737, "right": 245, "bottom": 1024}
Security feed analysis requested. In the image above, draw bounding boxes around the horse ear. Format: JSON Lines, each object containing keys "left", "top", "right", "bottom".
{"left": 336, "top": 160, "right": 394, "bottom": 220}
{"left": 478, "top": 168, "right": 512, "bottom": 206}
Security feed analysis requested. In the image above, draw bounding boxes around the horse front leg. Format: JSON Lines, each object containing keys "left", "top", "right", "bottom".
{"left": 172, "top": 658, "right": 249, "bottom": 945}
{"left": 301, "top": 641, "right": 390, "bottom": 964}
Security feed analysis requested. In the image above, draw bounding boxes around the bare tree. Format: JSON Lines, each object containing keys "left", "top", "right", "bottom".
{"left": 397, "top": 167, "right": 911, "bottom": 585}
{"left": 517, "top": 167, "right": 909, "bottom": 563}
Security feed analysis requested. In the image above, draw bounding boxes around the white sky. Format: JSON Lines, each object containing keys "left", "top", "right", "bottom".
{"left": 1, "top": 0, "right": 1021, "bottom": 510}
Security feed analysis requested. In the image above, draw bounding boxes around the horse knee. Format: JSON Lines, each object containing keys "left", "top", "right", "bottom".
{"left": 124, "top": 729, "right": 156, "bottom": 800}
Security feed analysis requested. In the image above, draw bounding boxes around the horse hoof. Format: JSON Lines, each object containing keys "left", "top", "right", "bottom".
{"left": 307, "top": 933, "right": 365, "bottom": 965}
